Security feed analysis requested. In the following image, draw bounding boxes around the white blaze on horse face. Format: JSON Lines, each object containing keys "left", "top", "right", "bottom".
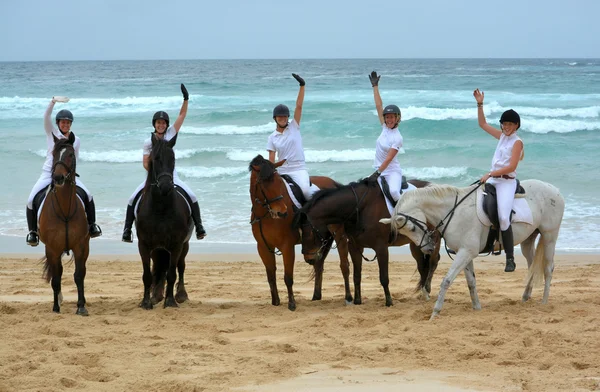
{"left": 59, "top": 147, "right": 68, "bottom": 162}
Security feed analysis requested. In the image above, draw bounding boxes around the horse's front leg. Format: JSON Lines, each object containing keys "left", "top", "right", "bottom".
{"left": 312, "top": 240, "right": 332, "bottom": 301}
{"left": 47, "top": 250, "right": 63, "bottom": 313}
{"left": 175, "top": 242, "right": 189, "bottom": 304}
{"left": 333, "top": 229, "right": 352, "bottom": 304}
{"left": 375, "top": 244, "right": 393, "bottom": 307}
{"left": 138, "top": 242, "right": 153, "bottom": 310}
{"left": 281, "top": 243, "right": 296, "bottom": 311}
{"left": 431, "top": 248, "right": 475, "bottom": 320}
{"left": 257, "top": 244, "right": 280, "bottom": 306}
{"left": 73, "top": 242, "right": 90, "bottom": 316}
{"left": 464, "top": 260, "right": 481, "bottom": 310}
{"left": 348, "top": 242, "right": 363, "bottom": 305}
{"left": 164, "top": 246, "right": 182, "bottom": 308}
{"left": 410, "top": 243, "right": 431, "bottom": 301}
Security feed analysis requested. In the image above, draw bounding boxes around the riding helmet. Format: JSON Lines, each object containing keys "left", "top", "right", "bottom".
{"left": 499, "top": 109, "right": 520, "bottom": 129}
{"left": 272, "top": 104, "right": 290, "bottom": 118}
{"left": 55, "top": 109, "right": 74, "bottom": 123}
{"left": 152, "top": 111, "right": 170, "bottom": 128}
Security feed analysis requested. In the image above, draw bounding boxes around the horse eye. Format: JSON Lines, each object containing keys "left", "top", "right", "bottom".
{"left": 410, "top": 225, "right": 416, "bottom": 232}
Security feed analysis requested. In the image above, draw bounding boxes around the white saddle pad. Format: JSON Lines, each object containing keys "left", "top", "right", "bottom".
{"left": 37, "top": 194, "right": 85, "bottom": 224}
{"left": 283, "top": 181, "right": 302, "bottom": 209}
{"left": 379, "top": 178, "right": 417, "bottom": 217}
{"left": 476, "top": 185, "right": 533, "bottom": 227}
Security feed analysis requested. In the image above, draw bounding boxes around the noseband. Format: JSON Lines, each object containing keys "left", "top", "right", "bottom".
{"left": 251, "top": 174, "right": 284, "bottom": 218}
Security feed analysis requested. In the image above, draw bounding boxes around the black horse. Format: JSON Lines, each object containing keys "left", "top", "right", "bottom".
{"left": 293, "top": 177, "right": 441, "bottom": 307}
{"left": 136, "top": 133, "right": 193, "bottom": 309}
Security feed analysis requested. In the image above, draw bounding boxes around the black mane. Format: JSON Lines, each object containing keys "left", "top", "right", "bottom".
{"left": 249, "top": 154, "right": 276, "bottom": 181}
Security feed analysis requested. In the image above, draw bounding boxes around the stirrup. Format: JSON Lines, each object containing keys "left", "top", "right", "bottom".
{"left": 26, "top": 231, "right": 39, "bottom": 247}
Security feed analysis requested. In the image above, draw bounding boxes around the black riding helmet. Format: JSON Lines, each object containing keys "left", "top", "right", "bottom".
{"left": 152, "top": 111, "right": 170, "bottom": 129}
{"left": 500, "top": 109, "right": 521, "bottom": 130}
{"left": 382, "top": 104, "right": 401, "bottom": 129}
{"left": 272, "top": 104, "right": 290, "bottom": 118}
{"left": 55, "top": 109, "right": 73, "bottom": 123}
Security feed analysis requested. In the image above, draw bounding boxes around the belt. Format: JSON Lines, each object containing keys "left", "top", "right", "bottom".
{"left": 492, "top": 175, "right": 515, "bottom": 180}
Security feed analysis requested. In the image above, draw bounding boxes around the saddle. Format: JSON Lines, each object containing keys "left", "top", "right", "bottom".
{"left": 134, "top": 185, "right": 192, "bottom": 216}
{"left": 32, "top": 184, "right": 89, "bottom": 219}
{"left": 480, "top": 179, "right": 526, "bottom": 254}
{"left": 281, "top": 174, "right": 309, "bottom": 210}
{"left": 380, "top": 175, "right": 409, "bottom": 206}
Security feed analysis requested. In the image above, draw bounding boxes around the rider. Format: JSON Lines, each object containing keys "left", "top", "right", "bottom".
{"left": 25, "top": 97, "right": 102, "bottom": 246}
{"left": 266, "top": 73, "right": 319, "bottom": 201}
{"left": 366, "top": 71, "right": 404, "bottom": 201}
{"left": 474, "top": 88, "right": 524, "bottom": 273}
{"left": 121, "top": 84, "right": 206, "bottom": 242}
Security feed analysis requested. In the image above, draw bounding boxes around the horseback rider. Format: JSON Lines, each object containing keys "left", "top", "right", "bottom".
{"left": 266, "top": 74, "right": 320, "bottom": 201}
{"left": 121, "top": 84, "right": 206, "bottom": 242}
{"left": 366, "top": 71, "right": 404, "bottom": 202}
{"left": 25, "top": 97, "right": 102, "bottom": 246}
{"left": 474, "top": 88, "right": 524, "bottom": 273}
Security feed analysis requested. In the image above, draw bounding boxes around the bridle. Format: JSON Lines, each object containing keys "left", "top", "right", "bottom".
{"left": 50, "top": 146, "right": 79, "bottom": 254}
{"left": 249, "top": 171, "right": 285, "bottom": 255}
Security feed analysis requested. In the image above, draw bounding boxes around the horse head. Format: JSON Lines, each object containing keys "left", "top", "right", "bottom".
{"left": 248, "top": 155, "right": 288, "bottom": 219}
{"left": 149, "top": 133, "right": 177, "bottom": 196}
{"left": 51, "top": 134, "right": 76, "bottom": 187}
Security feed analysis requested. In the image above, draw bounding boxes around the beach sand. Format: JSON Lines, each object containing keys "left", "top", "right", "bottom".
{"left": 1, "top": 253, "right": 599, "bottom": 392}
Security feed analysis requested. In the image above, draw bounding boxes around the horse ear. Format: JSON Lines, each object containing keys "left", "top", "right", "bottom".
{"left": 52, "top": 134, "right": 60, "bottom": 144}
{"left": 167, "top": 133, "right": 178, "bottom": 148}
{"left": 67, "top": 132, "right": 76, "bottom": 145}
{"left": 274, "top": 159, "right": 286, "bottom": 168}
{"left": 151, "top": 133, "right": 158, "bottom": 146}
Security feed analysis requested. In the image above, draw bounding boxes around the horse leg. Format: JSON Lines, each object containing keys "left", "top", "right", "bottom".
{"left": 281, "top": 243, "right": 296, "bottom": 311}
{"left": 257, "top": 244, "right": 280, "bottom": 306}
{"left": 375, "top": 245, "right": 393, "bottom": 307}
{"left": 431, "top": 248, "right": 475, "bottom": 320}
{"left": 334, "top": 232, "right": 353, "bottom": 304}
{"left": 138, "top": 243, "right": 153, "bottom": 310}
{"left": 47, "top": 251, "right": 63, "bottom": 313}
{"left": 541, "top": 231, "right": 558, "bottom": 304}
{"left": 348, "top": 243, "right": 363, "bottom": 305}
{"left": 520, "top": 231, "right": 539, "bottom": 302}
{"left": 175, "top": 242, "right": 189, "bottom": 304}
{"left": 463, "top": 260, "right": 481, "bottom": 310}
{"left": 73, "top": 243, "right": 90, "bottom": 316}
{"left": 311, "top": 247, "right": 326, "bottom": 301}
{"left": 164, "top": 247, "right": 182, "bottom": 308}
{"left": 410, "top": 243, "right": 430, "bottom": 301}
{"left": 150, "top": 254, "right": 166, "bottom": 305}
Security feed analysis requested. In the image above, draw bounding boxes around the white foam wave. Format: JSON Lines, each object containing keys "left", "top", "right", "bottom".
{"left": 184, "top": 123, "right": 273, "bottom": 135}
{"left": 523, "top": 119, "right": 600, "bottom": 134}
{"left": 34, "top": 148, "right": 209, "bottom": 163}
{"left": 404, "top": 166, "right": 468, "bottom": 179}
{"left": 226, "top": 148, "right": 379, "bottom": 163}
{"left": 177, "top": 166, "right": 247, "bottom": 178}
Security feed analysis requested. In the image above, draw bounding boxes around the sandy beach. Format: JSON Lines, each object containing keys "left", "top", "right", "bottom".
{"left": 1, "top": 252, "right": 599, "bottom": 392}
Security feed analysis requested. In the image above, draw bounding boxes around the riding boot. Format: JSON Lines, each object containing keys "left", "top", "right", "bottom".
{"left": 501, "top": 226, "right": 515, "bottom": 272}
{"left": 121, "top": 204, "right": 135, "bottom": 243}
{"left": 190, "top": 201, "right": 206, "bottom": 240}
{"left": 26, "top": 207, "right": 39, "bottom": 246}
{"left": 85, "top": 198, "right": 102, "bottom": 238}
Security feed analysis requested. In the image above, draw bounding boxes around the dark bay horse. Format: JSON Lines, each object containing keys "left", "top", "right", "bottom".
{"left": 293, "top": 178, "right": 441, "bottom": 307}
{"left": 249, "top": 155, "right": 350, "bottom": 311}
{"left": 136, "top": 133, "right": 193, "bottom": 309}
{"left": 39, "top": 136, "right": 90, "bottom": 315}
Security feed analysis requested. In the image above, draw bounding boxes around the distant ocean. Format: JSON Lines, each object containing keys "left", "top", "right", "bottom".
{"left": 1, "top": 59, "right": 599, "bottom": 253}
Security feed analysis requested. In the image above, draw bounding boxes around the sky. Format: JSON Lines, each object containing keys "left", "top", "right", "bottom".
{"left": 1, "top": 0, "right": 599, "bottom": 61}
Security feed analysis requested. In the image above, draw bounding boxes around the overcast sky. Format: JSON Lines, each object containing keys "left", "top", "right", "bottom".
{"left": 1, "top": 0, "right": 598, "bottom": 61}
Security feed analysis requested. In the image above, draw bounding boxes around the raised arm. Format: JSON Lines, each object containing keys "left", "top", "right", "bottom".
{"left": 291, "top": 74, "right": 305, "bottom": 125}
{"left": 44, "top": 99, "right": 56, "bottom": 135}
{"left": 473, "top": 89, "right": 502, "bottom": 139}
{"left": 172, "top": 84, "right": 189, "bottom": 133}
{"left": 369, "top": 71, "right": 384, "bottom": 125}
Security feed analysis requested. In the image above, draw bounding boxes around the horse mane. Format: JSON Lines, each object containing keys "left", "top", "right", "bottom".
{"left": 248, "top": 154, "right": 277, "bottom": 181}
{"left": 144, "top": 137, "right": 173, "bottom": 192}
{"left": 398, "top": 183, "right": 473, "bottom": 208}
{"left": 302, "top": 177, "right": 375, "bottom": 212}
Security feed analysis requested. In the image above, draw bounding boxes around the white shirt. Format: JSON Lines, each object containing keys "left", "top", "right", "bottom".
{"left": 373, "top": 125, "right": 403, "bottom": 173}
{"left": 42, "top": 102, "right": 80, "bottom": 173}
{"left": 143, "top": 126, "right": 178, "bottom": 176}
{"left": 491, "top": 133, "right": 522, "bottom": 178}
{"left": 266, "top": 119, "right": 307, "bottom": 174}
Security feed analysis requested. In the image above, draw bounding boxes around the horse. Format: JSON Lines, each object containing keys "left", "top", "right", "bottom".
{"left": 136, "top": 133, "right": 193, "bottom": 309}
{"left": 293, "top": 177, "right": 441, "bottom": 307}
{"left": 249, "top": 154, "right": 350, "bottom": 311}
{"left": 39, "top": 135, "right": 90, "bottom": 315}
{"left": 380, "top": 179, "right": 565, "bottom": 319}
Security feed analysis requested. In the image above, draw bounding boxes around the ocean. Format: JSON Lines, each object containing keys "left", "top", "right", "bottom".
{"left": 1, "top": 58, "right": 599, "bottom": 253}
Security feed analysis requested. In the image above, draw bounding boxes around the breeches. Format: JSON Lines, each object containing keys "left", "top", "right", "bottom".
{"left": 282, "top": 169, "right": 319, "bottom": 200}
{"left": 127, "top": 174, "right": 197, "bottom": 206}
{"left": 486, "top": 177, "right": 517, "bottom": 231}
{"left": 27, "top": 171, "right": 93, "bottom": 209}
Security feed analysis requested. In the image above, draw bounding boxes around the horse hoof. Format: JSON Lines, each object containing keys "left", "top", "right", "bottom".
{"left": 164, "top": 298, "right": 179, "bottom": 308}
{"left": 288, "top": 302, "right": 296, "bottom": 311}
{"left": 175, "top": 292, "right": 189, "bottom": 304}
{"left": 354, "top": 298, "right": 362, "bottom": 305}
{"left": 139, "top": 300, "right": 153, "bottom": 310}
{"left": 344, "top": 300, "right": 354, "bottom": 306}
{"left": 53, "top": 307, "right": 60, "bottom": 313}
{"left": 311, "top": 295, "right": 322, "bottom": 301}
{"left": 385, "top": 299, "right": 393, "bottom": 307}
{"left": 76, "top": 307, "right": 89, "bottom": 316}
{"left": 271, "top": 299, "right": 280, "bottom": 306}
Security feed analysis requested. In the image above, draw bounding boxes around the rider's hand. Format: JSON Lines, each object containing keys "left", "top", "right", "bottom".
{"left": 480, "top": 172, "right": 491, "bottom": 184}
{"left": 473, "top": 89, "right": 484, "bottom": 105}
{"left": 367, "top": 170, "right": 381, "bottom": 183}
{"left": 181, "top": 83, "right": 189, "bottom": 101}
{"left": 292, "top": 73, "right": 305, "bottom": 86}
{"left": 369, "top": 71, "right": 380, "bottom": 87}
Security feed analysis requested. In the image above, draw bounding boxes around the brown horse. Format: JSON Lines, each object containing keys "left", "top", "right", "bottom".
{"left": 39, "top": 136, "right": 90, "bottom": 315}
{"left": 249, "top": 155, "right": 350, "bottom": 311}
{"left": 293, "top": 178, "right": 441, "bottom": 307}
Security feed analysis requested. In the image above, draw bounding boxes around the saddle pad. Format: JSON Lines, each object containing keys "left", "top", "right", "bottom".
{"left": 476, "top": 186, "right": 533, "bottom": 227}
{"left": 134, "top": 190, "right": 191, "bottom": 219}
{"left": 282, "top": 181, "right": 302, "bottom": 209}
{"left": 37, "top": 194, "right": 85, "bottom": 224}
{"left": 379, "top": 178, "right": 416, "bottom": 217}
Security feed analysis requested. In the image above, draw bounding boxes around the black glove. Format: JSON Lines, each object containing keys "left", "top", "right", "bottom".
{"left": 181, "top": 83, "right": 189, "bottom": 101}
{"left": 367, "top": 170, "right": 381, "bottom": 183}
{"left": 292, "top": 73, "right": 305, "bottom": 87}
{"left": 369, "top": 71, "right": 380, "bottom": 87}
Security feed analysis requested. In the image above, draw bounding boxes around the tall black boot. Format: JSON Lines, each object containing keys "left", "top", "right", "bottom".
{"left": 501, "top": 226, "right": 515, "bottom": 272}
{"left": 122, "top": 204, "right": 135, "bottom": 243}
{"left": 26, "top": 207, "right": 39, "bottom": 246}
{"left": 190, "top": 201, "right": 206, "bottom": 240}
{"left": 85, "top": 198, "right": 102, "bottom": 238}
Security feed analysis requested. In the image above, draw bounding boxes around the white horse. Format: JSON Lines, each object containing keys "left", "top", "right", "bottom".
{"left": 380, "top": 179, "right": 564, "bottom": 320}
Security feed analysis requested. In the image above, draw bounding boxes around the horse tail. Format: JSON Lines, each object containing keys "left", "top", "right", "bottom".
{"left": 526, "top": 236, "right": 546, "bottom": 287}
{"left": 40, "top": 256, "right": 52, "bottom": 283}
{"left": 152, "top": 249, "right": 170, "bottom": 284}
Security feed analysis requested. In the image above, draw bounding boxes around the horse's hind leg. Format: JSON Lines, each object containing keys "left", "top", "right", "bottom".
{"left": 541, "top": 231, "right": 558, "bottom": 304}
{"left": 258, "top": 244, "right": 280, "bottom": 307}
{"left": 375, "top": 245, "right": 393, "bottom": 307}
{"left": 521, "top": 231, "right": 539, "bottom": 302}
{"left": 464, "top": 260, "right": 481, "bottom": 310}
{"left": 151, "top": 254, "right": 166, "bottom": 305}
{"left": 73, "top": 243, "right": 90, "bottom": 316}
{"left": 47, "top": 251, "right": 63, "bottom": 313}
{"left": 348, "top": 243, "right": 363, "bottom": 305}
{"left": 175, "top": 242, "right": 189, "bottom": 304}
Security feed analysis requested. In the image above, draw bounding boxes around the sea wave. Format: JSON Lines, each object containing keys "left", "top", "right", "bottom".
{"left": 177, "top": 166, "right": 248, "bottom": 178}
{"left": 33, "top": 148, "right": 214, "bottom": 163}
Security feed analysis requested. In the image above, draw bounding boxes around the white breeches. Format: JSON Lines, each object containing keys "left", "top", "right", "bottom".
{"left": 127, "top": 173, "right": 197, "bottom": 206}
{"left": 27, "top": 171, "right": 92, "bottom": 209}
{"left": 283, "top": 169, "right": 319, "bottom": 201}
{"left": 381, "top": 170, "right": 403, "bottom": 201}
{"left": 486, "top": 177, "right": 517, "bottom": 231}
